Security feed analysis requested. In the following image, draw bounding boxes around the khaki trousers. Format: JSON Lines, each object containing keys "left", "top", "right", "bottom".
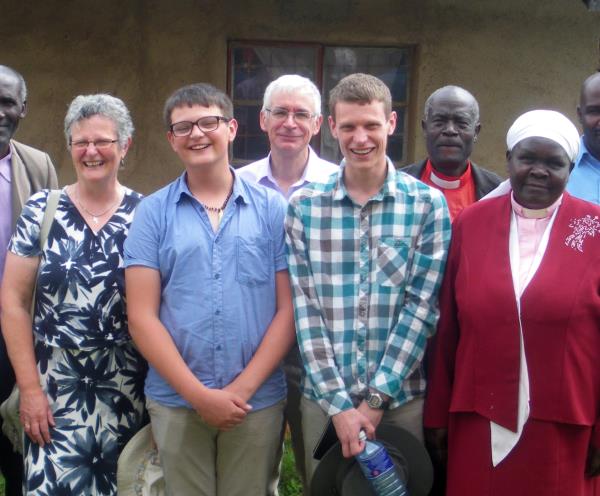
{"left": 301, "top": 395, "right": 425, "bottom": 493}
{"left": 148, "top": 397, "right": 285, "bottom": 496}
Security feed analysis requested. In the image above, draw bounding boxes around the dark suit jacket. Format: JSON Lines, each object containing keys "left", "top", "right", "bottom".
{"left": 9, "top": 140, "right": 58, "bottom": 228}
{"left": 401, "top": 159, "right": 502, "bottom": 200}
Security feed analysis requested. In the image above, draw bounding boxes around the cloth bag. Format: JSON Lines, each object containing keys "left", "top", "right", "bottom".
{"left": 0, "top": 190, "right": 61, "bottom": 453}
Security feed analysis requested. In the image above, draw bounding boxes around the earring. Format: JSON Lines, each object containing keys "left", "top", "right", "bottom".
{"left": 120, "top": 158, "right": 125, "bottom": 170}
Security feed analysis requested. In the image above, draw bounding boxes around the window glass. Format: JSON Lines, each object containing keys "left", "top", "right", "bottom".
{"left": 321, "top": 47, "right": 410, "bottom": 165}
{"left": 230, "top": 44, "right": 318, "bottom": 165}
{"left": 229, "top": 42, "right": 411, "bottom": 166}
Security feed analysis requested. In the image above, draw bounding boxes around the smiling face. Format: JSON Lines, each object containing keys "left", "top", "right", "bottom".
{"left": 167, "top": 104, "right": 237, "bottom": 171}
{"left": 422, "top": 89, "right": 480, "bottom": 176}
{"left": 507, "top": 136, "right": 571, "bottom": 209}
{"left": 578, "top": 74, "right": 600, "bottom": 161}
{"left": 0, "top": 71, "right": 26, "bottom": 158}
{"left": 69, "top": 115, "right": 128, "bottom": 185}
{"left": 260, "top": 90, "right": 322, "bottom": 158}
{"left": 328, "top": 100, "right": 396, "bottom": 174}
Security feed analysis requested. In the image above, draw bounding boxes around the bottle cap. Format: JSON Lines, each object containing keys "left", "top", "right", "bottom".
{"left": 358, "top": 430, "right": 367, "bottom": 442}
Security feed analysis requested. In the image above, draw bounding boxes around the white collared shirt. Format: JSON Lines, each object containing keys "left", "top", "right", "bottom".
{"left": 237, "top": 146, "right": 339, "bottom": 201}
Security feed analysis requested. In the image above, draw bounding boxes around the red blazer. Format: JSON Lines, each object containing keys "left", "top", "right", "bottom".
{"left": 424, "top": 192, "right": 600, "bottom": 446}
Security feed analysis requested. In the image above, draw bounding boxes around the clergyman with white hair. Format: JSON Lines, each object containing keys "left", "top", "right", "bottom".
{"left": 424, "top": 109, "right": 600, "bottom": 495}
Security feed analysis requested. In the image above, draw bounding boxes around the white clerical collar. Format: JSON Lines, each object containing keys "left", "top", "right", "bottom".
{"left": 430, "top": 169, "right": 461, "bottom": 190}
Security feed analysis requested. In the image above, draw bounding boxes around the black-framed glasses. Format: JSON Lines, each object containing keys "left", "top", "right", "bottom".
{"left": 265, "top": 107, "right": 315, "bottom": 123}
{"left": 70, "top": 139, "right": 118, "bottom": 150}
{"left": 170, "top": 116, "right": 230, "bottom": 137}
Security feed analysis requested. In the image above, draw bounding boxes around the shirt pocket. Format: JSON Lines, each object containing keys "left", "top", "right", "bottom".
{"left": 236, "top": 236, "right": 271, "bottom": 287}
{"left": 375, "top": 236, "right": 410, "bottom": 287}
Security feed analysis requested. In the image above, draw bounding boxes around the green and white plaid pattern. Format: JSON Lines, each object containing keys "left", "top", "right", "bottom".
{"left": 286, "top": 160, "right": 451, "bottom": 416}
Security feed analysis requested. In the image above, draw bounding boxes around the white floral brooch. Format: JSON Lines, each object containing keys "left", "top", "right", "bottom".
{"left": 565, "top": 215, "right": 600, "bottom": 252}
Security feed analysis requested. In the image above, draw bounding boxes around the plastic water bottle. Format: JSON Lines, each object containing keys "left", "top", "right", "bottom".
{"left": 355, "top": 430, "right": 408, "bottom": 496}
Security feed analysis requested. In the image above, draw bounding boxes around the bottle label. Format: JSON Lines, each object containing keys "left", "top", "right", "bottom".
{"left": 357, "top": 447, "right": 407, "bottom": 495}
{"left": 359, "top": 448, "right": 395, "bottom": 479}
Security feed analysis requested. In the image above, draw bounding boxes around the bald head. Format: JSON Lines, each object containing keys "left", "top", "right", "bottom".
{"left": 424, "top": 86, "right": 479, "bottom": 122}
{"left": 0, "top": 65, "right": 27, "bottom": 103}
{"left": 421, "top": 85, "right": 481, "bottom": 175}
{"left": 0, "top": 65, "right": 28, "bottom": 157}
{"left": 579, "top": 72, "right": 600, "bottom": 106}
{"left": 578, "top": 72, "right": 600, "bottom": 160}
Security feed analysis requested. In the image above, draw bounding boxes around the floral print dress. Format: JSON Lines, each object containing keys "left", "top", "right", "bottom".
{"left": 9, "top": 188, "right": 147, "bottom": 496}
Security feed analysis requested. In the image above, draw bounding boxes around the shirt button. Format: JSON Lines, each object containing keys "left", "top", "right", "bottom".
{"left": 215, "top": 309, "right": 221, "bottom": 315}
{"left": 216, "top": 345, "right": 222, "bottom": 351}
{"left": 214, "top": 273, "right": 220, "bottom": 279}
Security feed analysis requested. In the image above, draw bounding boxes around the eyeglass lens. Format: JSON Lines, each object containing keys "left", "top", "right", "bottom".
{"left": 71, "top": 139, "right": 117, "bottom": 149}
{"left": 171, "top": 116, "right": 223, "bottom": 136}
{"left": 268, "top": 108, "right": 313, "bottom": 122}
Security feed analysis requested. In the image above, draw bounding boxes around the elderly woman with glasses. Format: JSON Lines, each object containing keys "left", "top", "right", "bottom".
{"left": 1, "top": 94, "right": 146, "bottom": 495}
{"left": 424, "top": 110, "right": 600, "bottom": 495}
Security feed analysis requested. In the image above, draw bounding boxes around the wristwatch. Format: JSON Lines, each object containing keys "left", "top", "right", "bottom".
{"left": 365, "top": 390, "right": 389, "bottom": 410}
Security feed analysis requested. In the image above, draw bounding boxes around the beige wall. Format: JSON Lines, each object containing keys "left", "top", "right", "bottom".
{"left": 3, "top": 0, "right": 599, "bottom": 193}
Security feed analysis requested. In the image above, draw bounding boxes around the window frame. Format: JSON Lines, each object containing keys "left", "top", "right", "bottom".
{"left": 227, "top": 39, "right": 415, "bottom": 167}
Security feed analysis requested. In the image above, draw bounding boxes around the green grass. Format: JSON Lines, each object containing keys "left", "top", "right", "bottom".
{"left": 0, "top": 437, "right": 302, "bottom": 496}
{"left": 279, "top": 436, "right": 303, "bottom": 496}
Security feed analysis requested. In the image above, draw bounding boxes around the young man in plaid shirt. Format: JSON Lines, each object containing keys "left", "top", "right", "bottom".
{"left": 285, "top": 73, "right": 451, "bottom": 490}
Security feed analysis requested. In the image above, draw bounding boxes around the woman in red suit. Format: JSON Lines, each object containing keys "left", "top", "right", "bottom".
{"left": 424, "top": 110, "right": 600, "bottom": 495}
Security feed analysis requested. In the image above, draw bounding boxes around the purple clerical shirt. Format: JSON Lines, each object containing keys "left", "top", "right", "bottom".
{"left": 0, "top": 150, "right": 13, "bottom": 281}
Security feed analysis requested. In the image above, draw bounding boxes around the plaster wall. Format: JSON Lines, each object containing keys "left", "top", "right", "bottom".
{"left": 2, "top": 0, "right": 599, "bottom": 193}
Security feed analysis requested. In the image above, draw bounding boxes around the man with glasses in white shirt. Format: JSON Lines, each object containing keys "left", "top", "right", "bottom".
{"left": 238, "top": 74, "right": 338, "bottom": 495}
{"left": 238, "top": 75, "right": 338, "bottom": 200}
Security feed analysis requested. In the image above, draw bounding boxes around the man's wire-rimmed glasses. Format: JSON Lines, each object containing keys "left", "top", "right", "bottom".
{"left": 264, "top": 107, "right": 315, "bottom": 123}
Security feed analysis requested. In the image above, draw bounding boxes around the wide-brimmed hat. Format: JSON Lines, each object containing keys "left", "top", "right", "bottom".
{"left": 311, "top": 424, "right": 433, "bottom": 496}
{"left": 117, "top": 424, "right": 166, "bottom": 496}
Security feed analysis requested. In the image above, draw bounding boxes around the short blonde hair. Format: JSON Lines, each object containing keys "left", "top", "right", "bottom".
{"left": 329, "top": 73, "right": 392, "bottom": 120}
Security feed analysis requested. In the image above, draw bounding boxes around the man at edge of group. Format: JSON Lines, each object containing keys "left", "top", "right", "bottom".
{"left": 0, "top": 64, "right": 58, "bottom": 496}
{"left": 402, "top": 85, "right": 501, "bottom": 221}
{"left": 285, "top": 73, "right": 451, "bottom": 492}
{"left": 567, "top": 72, "right": 600, "bottom": 203}
{"left": 238, "top": 74, "right": 338, "bottom": 495}
{"left": 123, "top": 83, "right": 295, "bottom": 496}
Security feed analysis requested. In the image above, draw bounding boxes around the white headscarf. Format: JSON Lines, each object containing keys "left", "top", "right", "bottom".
{"left": 506, "top": 109, "right": 580, "bottom": 162}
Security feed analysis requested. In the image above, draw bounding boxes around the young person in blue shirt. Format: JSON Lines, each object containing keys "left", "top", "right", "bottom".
{"left": 124, "top": 83, "right": 295, "bottom": 496}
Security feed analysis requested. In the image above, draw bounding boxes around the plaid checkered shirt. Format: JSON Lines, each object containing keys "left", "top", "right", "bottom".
{"left": 285, "top": 159, "right": 451, "bottom": 416}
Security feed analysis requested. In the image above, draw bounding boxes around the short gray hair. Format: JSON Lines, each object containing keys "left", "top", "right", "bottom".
{"left": 0, "top": 65, "right": 27, "bottom": 103}
{"left": 64, "top": 94, "right": 134, "bottom": 149}
{"left": 262, "top": 75, "right": 322, "bottom": 116}
{"left": 423, "top": 85, "right": 480, "bottom": 122}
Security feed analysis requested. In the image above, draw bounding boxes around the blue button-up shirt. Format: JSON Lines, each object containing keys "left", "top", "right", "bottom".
{"left": 567, "top": 137, "right": 600, "bottom": 204}
{"left": 124, "top": 171, "right": 288, "bottom": 410}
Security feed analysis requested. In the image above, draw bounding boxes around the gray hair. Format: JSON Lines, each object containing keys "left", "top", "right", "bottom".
{"left": 64, "top": 94, "right": 134, "bottom": 149}
{"left": 0, "top": 65, "right": 27, "bottom": 103}
{"left": 262, "top": 75, "right": 322, "bottom": 117}
{"left": 423, "top": 85, "right": 480, "bottom": 123}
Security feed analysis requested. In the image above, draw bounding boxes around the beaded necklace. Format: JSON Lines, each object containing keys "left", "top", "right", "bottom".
{"left": 200, "top": 186, "right": 233, "bottom": 223}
